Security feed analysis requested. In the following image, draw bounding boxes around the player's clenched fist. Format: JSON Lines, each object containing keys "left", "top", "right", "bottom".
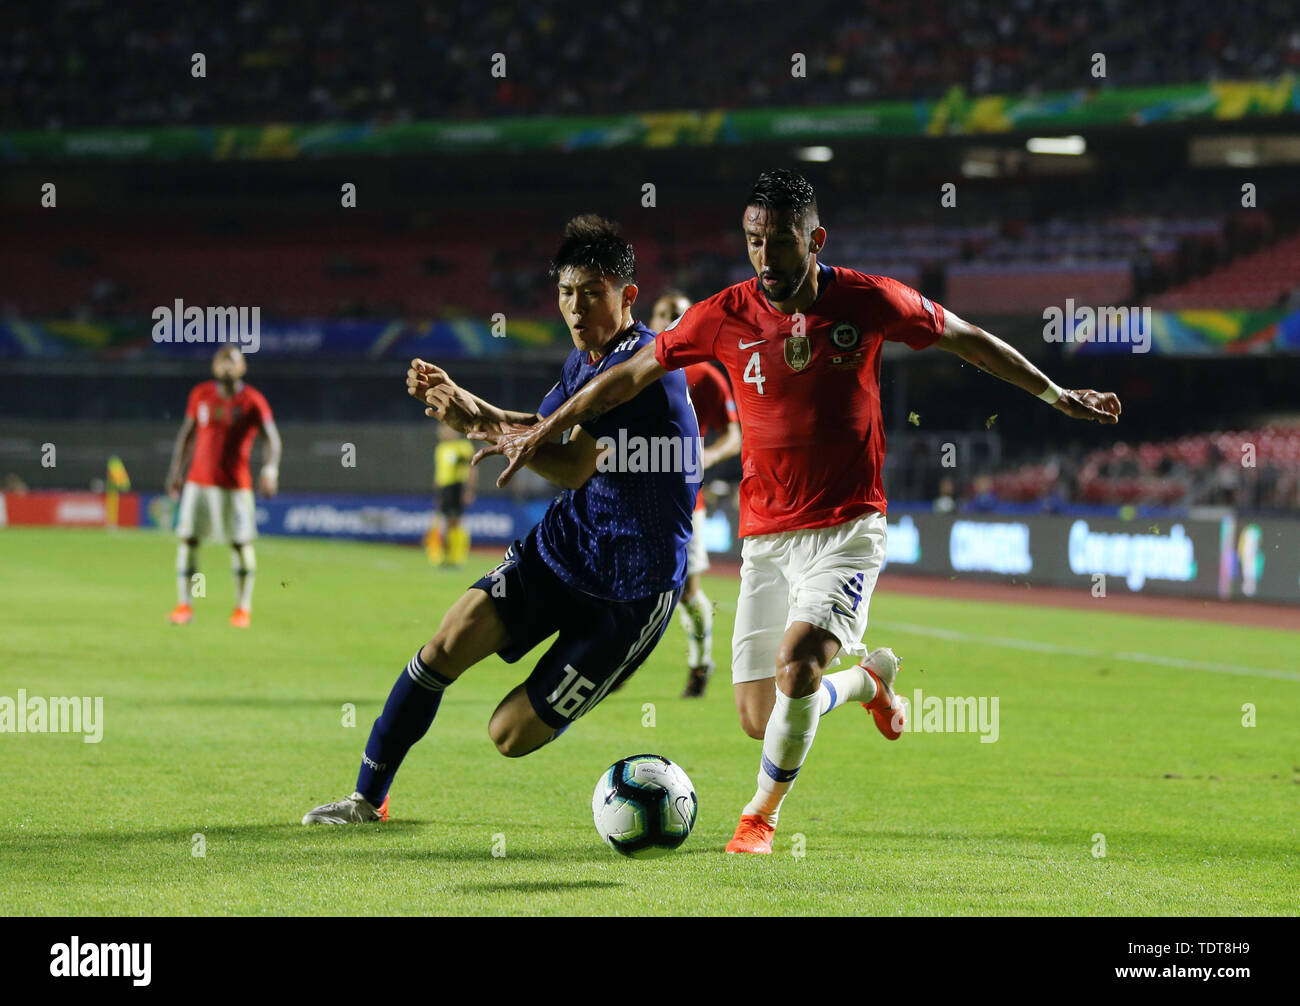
{"left": 1053, "top": 389, "right": 1122, "bottom": 424}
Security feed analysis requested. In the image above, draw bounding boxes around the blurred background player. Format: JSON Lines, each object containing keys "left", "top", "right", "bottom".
{"left": 650, "top": 290, "right": 743, "bottom": 697}
{"left": 165, "top": 346, "right": 281, "bottom": 627}
{"left": 425, "top": 424, "right": 477, "bottom": 567}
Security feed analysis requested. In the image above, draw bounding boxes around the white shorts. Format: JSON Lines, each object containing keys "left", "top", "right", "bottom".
{"left": 686, "top": 508, "right": 710, "bottom": 576}
{"left": 731, "top": 511, "right": 887, "bottom": 683}
{"left": 175, "top": 482, "right": 257, "bottom": 544}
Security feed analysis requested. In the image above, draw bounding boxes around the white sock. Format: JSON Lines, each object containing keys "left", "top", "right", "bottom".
{"left": 742, "top": 688, "right": 821, "bottom": 828}
{"left": 677, "top": 590, "right": 713, "bottom": 668}
{"left": 232, "top": 544, "right": 256, "bottom": 611}
{"left": 819, "top": 661, "right": 877, "bottom": 714}
{"left": 176, "top": 543, "right": 196, "bottom": 605}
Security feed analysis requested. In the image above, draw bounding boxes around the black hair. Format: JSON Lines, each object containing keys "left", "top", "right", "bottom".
{"left": 549, "top": 214, "right": 636, "bottom": 284}
{"left": 746, "top": 169, "right": 819, "bottom": 228}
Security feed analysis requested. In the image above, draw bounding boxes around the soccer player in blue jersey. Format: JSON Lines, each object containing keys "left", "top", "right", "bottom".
{"left": 303, "top": 215, "right": 700, "bottom": 824}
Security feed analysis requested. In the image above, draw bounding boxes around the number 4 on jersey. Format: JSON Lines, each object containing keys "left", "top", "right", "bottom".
{"left": 743, "top": 351, "right": 766, "bottom": 395}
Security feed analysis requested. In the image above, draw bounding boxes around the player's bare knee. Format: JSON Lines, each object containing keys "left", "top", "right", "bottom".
{"left": 421, "top": 626, "right": 469, "bottom": 675}
{"left": 488, "top": 718, "right": 533, "bottom": 758}
{"left": 775, "top": 651, "right": 823, "bottom": 697}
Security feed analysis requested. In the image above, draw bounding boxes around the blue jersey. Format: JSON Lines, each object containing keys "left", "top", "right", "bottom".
{"left": 534, "top": 323, "right": 699, "bottom": 602}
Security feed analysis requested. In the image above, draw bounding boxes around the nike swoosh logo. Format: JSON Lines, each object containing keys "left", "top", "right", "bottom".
{"left": 738, "top": 339, "right": 767, "bottom": 349}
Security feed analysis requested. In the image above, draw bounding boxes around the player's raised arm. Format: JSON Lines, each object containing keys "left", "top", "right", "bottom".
{"left": 473, "top": 341, "right": 667, "bottom": 487}
{"left": 936, "top": 310, "right": 1121, "bottom": 424}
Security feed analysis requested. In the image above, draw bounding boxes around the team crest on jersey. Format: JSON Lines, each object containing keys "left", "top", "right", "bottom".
{"left": 784, "top": 334, "right": 811, "bottom": 372}
{"left": 830, "top": 322, "right": 861, "bottom": 350}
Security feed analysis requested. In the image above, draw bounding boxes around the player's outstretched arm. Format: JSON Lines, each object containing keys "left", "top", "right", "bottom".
{"left": 936, "top": 311, "right": 1121, "bottom": 424}
{"left": 407, "top": 359, "right": 539, "bottom": 437}
{"left": 472, "top": 342, "right": 666, "bottom": 487}
{"left": 165, "top": 416, "right": 196, "bottom": 499}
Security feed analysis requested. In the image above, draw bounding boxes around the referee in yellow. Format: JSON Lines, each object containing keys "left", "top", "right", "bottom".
{"left": 426, "top": 424, "right": 477, "bottom": 567}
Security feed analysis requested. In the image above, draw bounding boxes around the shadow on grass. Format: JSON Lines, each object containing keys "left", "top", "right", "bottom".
{"left": 456, "top": 879, "right": 623, "bottom": 895}
{"left": 859, "top": 826, "right": 1296, "bottom": 862}
{"left": 3, "top": 823, "right": 620, "bottom": 865}
{"left": 134, "top": 696, "right": 357, "bottom": 709}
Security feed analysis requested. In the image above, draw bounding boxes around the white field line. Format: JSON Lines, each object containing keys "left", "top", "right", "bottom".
{"left": 873, "top": 621, "right": 1300, "bottom": 683}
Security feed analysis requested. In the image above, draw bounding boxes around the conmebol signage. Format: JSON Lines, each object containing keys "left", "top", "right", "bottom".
{"left": 949, "top": 520, "right": 1033, "bottom": 574}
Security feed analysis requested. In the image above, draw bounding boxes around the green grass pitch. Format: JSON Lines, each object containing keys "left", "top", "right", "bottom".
{"left": 1, "top": 527, "right": 1296, "bottom": 915}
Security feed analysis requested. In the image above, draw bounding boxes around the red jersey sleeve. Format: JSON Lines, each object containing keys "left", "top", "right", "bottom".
{"left": 873, "top": 275, "right": 945, "bottom": 350}
{"left": 251, "top": 388, "right": 273, "bottom": 428}
{"left": 653, "top": 300, "right": 722, "bottom": 370}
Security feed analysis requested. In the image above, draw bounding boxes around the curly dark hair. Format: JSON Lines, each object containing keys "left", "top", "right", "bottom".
{"left": 549, "top": 214, "right": 636, "bottom": 284}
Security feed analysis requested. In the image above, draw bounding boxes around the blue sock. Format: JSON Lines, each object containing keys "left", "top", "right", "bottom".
{"left": 355, "top": 650, "right": 452, "bottom": 806}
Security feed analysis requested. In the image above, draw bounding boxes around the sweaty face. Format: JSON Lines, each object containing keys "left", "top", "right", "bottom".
{"left": 649, "top": 294, "right": 691, "bottom": 333}
{"left": 743, "top": 206, "right": 816, "bottom": 304}
{"left": 211, "top": 348, "right": 246, "bottom": 381}
{"left": 556, "top": 266, "right": 634, "bottom": 354}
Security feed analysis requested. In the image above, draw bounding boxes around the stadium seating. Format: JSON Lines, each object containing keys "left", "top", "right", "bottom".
{"left": 1152, "top": 232, "right": 1300, "bottom": 310}
{"left": 5, "top": 195, "right": 1267, "bottom": 320}
{"left": 989, "top": 427, "right": 1300, "bottom": 510}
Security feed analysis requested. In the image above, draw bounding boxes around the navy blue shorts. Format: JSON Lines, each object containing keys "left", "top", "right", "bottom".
{"left": 471, "top": 530, "right": 681, "bottom": 730}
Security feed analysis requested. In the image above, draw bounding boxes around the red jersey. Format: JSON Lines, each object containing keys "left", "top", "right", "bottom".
{"left": 184, "top": 381, "right": 273, "bottom": 489}
{"left": 683, "top": 362, "right": 738, "bottom": 512}
{"left": 654, "top": 266, "right": 945, "bottom": 537}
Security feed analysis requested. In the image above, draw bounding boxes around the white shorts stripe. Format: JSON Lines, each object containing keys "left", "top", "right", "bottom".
{"left": 575, "top": 589, "right": 675, "bottom": 718}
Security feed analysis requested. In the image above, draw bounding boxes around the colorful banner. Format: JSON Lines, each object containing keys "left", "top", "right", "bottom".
{"left": 2, "top": 78, "right": 1295, "bottom": 162}
{"left": 1068, "top": 307, "right": 1299, "bottom": 355}
{"left": 5, "top": 305, "right": 1299, "bottom": 359}
{"left": 0, "top": 317, "right": 572, "bottom": 360}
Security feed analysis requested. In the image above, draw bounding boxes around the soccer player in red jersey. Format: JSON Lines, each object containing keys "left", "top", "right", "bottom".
{"left": 165, "top": 347, "right": 281, "bottom": 627}
{"left": 650, "top": 291, "right": 742, "bottom": 697}
{"left": 480, "top": 170, "right": 1121, "bottom": 854}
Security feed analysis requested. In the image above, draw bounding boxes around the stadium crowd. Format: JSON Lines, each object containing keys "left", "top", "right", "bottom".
{"left": 5, "top": 0, "right": 1300, "bottom": 127}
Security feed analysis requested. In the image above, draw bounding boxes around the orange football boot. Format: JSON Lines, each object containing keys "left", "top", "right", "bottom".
{"left": 229, "top": 607, "right": 251, "bottom": 628}
{"left": 861, "top": 647, "right": 905, "bottom": 740}
{"left": 725, "top": 814, "right": 775, "bottom": 854}
{"left": 169, "top": 603, "right": 193, "bottom": 625}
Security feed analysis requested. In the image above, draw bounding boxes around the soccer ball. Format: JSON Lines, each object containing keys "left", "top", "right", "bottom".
{"left": 592, "top": 754, "right": 698, "bottom": 859}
